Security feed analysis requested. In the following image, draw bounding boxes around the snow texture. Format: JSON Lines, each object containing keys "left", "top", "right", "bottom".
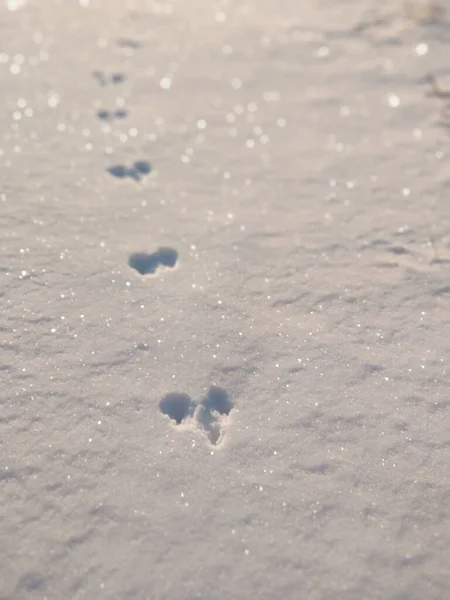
{"left": 1, "top": 0, "right": 450, "bottom": 599}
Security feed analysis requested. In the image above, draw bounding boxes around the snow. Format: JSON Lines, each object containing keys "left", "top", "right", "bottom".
{"left": 1, "top": 0, "right": 450, "bottom": 598}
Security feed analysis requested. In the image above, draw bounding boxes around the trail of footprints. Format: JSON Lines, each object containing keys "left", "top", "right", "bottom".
{"left": 160, "top": 387, "right": 234, "bottom": 446}
{"left": 93, "top": 21, "right": 450, "bottom": 448}
{"left": 95, "top": 46, "right": 177, "bottom": 274}
{"left": 94, "top": 42, "right": 234, "bottom": 447}
{"left": 93, "top": 42, "right": 152, "bottom": 183}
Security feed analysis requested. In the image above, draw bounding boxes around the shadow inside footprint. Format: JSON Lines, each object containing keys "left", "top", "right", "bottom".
{"left": 160, "top": 393, "right": 194, "bottom": 424}
{"left": 133, "top": 160, "right": 151, "bottom": 176}
{"left": 196, "top": 387, "right": 234, "bottom": 445}
{"left": 201, "top": 386, "right": 234, "bottom": 415}
{"left": 107, "top": 165, "right": 129, "bottom": 179}
{"left": 129, "top": 247, "right": 178, "bottom": 275}
{"left": 97, "top": 110, "right": 110, "bottom": 121}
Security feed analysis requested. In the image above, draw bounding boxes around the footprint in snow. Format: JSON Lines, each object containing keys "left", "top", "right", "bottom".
{"left": 107, "top": 160, "right": 151, "bottom": 182}
{"left": 159, "top": 386, "right": 234, "bottom": 446}
{"left": 128, "top": 247, "right": 178, "bottom": 275}
{"left": 117, "top": 38, "right": 142, "bottom": 49}
{"left": 97, "top": 109, "right": 128, "bottom": 121}
{"left": 92, "top": 70, "right": 126, "bottom": 86}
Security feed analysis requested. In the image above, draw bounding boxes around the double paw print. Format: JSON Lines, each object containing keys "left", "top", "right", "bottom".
{"left": 160, "top": 386, "right": 234, "bottom": 446}
{"left": 107, "top": 160, "right": 151, "bottom": 182}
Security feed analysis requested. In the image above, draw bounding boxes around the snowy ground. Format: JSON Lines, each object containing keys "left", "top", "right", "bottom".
{"left": 2, "top": 0, "right": 450, "bottom": 598}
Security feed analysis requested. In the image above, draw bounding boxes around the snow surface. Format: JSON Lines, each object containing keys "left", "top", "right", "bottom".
{"left": 1, "top": 0, "right": 450, "bottom": 598}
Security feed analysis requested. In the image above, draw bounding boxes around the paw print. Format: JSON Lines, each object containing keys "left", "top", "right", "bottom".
{"left": 160, "top": 387, "right": 234, "bottom": 446}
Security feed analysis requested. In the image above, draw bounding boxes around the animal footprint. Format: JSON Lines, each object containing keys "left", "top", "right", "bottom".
{"left": 159, "top": 387, "right": 234, "bottom": 446}
{"left": 160, "top": 393, "right": 194, "bottom": 424}
{"left": 117, "top": 38, "right": 142, "bottom": 49}
{"left": 129, "top": 247, "right": 178, "bottom": 275}
{"left": 97, "top": 109, "right": 128, "bottom": 121}
{"left": 92, "top": 71, "right": 126, "bottom": 86}
{"left": 107, "top": 160, "right": 151, "bottom": 182}
{"left": 195, "top": 387, "right": 234, "bottom": 445}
